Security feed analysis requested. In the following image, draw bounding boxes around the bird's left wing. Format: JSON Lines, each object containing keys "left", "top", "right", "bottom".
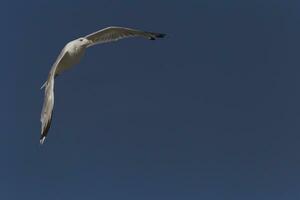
{"left": 85, "top": 26, "right": 166, "bottom": 47}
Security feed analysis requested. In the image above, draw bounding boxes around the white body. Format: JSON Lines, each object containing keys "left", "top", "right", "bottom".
{"left": 54, "top": 38, "right": 89, "bottom": 76}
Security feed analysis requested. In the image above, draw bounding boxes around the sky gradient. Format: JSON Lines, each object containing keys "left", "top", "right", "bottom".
{"left": 4, "top": 0, "right": 300, "bottom": 199}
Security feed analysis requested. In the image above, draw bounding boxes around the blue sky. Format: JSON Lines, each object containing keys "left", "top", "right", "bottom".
{"left": 3, "top": 0, "right": 300, "bottom": 199}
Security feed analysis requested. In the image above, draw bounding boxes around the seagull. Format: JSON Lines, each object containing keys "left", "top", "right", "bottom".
{"left": 40, "top": 26, "right": 166, "bottom": 144}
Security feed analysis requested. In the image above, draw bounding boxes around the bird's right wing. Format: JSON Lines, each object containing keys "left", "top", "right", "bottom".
{"left": 40, "top": 76, "right": 54, "bottom": 144}
{"left": 40, "top": 49, "right": 67, "bottom": 144}
{"left": 85, "top": 26, "right": 166, "bottom": 47}
{"left": 40, "top": 48, "right": 68, "bottom": 89}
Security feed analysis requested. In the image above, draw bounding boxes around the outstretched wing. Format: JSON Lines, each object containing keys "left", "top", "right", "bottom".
{"left": 40, "top": 77, "right": 54, "bottom": 144}
{"left": 40, "top": 49, "right": 67, "bottom": 144}
{"left": 85, "top": 26, "right": 166, "bottom": 47}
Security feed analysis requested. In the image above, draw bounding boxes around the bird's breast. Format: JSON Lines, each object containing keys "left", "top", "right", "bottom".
{"left": 55, "top": 45, "right": 85, "bottom": 75}
{"left": 65, "top": 46, "right": 85, "bottom": 65}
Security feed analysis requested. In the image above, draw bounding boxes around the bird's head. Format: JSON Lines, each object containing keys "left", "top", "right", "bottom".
{"left": 77, "top": 37, "right": 91, "bottom": 47}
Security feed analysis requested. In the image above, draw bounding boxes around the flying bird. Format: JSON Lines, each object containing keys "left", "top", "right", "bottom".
{"left": 40, "top": 26, "right": 166, "bottom": 144}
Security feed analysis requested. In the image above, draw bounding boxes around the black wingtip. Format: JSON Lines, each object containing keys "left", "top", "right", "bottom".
{"left": 40, "top": 115, "right": 52, "bottom": 145}
{"left": 40, "top": 136, "right": 46, "bottom": 145}
{"left": 149, "top": 32, "right": 167, "bottom": 40}
{"left": 155, "top": 33, "right": 166, "bottom": 38}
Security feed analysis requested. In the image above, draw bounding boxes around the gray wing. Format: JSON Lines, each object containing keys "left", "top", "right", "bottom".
{"left": 85, "top": 26, "right": 166, "bottom": 47}
{"left": 40, "top": 47, "right": 68, "bottom": 89}
{"left": 40, "top": 49, "right": 67, "bottom": 144}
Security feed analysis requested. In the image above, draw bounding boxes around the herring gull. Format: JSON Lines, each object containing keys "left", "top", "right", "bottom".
{"left": 40, "top": 26, "right": 166, "bottom": 144}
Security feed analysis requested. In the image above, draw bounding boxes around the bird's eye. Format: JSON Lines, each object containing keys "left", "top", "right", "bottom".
{"left": 79, "top": 39, "right": 83, "bottom": 41}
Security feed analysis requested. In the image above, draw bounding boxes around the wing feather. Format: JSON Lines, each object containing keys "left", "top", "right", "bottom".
{"left": 85, "top": 26, "right": 166, "bottom": 47}
{"left": 40, "top": 49, "right": 67, "bottom": 144}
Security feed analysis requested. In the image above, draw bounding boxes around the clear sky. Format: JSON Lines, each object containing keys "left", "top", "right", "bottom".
{"left": 3, "top": 0, "right": 300, "bottom": 199}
